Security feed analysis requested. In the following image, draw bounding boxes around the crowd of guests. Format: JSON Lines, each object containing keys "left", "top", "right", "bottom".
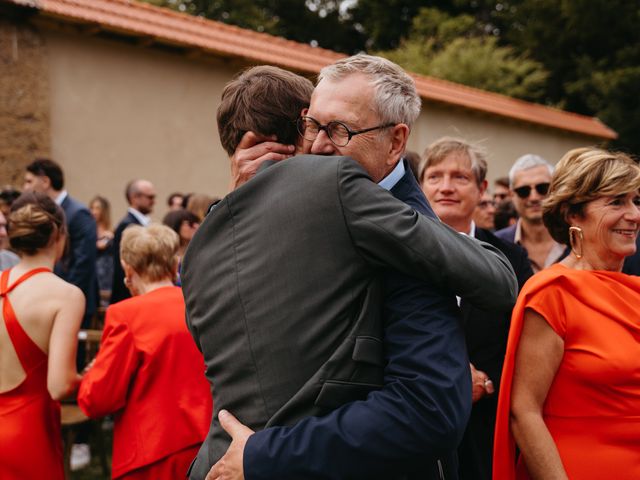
{"left": 0, "top": 161, "right": 215, "bottom": 474}
{"left": 1, "top": 52, "right": 639, "bottom": 480}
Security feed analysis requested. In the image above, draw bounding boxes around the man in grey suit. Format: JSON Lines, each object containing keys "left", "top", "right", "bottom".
{"left": 182, "top": 62, "right": 517, "bottom": 480}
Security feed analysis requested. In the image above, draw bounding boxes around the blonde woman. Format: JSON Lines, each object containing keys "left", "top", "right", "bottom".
{"left": 79, "top": 224, "right": 211, "bottom": 479}
{"left": 90, "top": 195, "right": 114, "bottom": 295}
{"left": 494, "top": 148, "right": 640, "bottom": 479}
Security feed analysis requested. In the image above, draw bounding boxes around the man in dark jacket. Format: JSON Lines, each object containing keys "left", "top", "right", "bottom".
{"left": 186, "top": 58, "right": 516, "bottom": 480}
{"left": 24, "top": 159, "right": 98, "bottom": 325}
{"left": 420, "top": 137, "right": 533, "bottom": 480}
{"left": 110, "top": 179, "right": 155, "bottom": 304}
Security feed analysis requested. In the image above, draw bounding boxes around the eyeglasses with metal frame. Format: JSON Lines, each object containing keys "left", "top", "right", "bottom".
{"left": 296, "top": 116, "right": 395, "bottom": 147}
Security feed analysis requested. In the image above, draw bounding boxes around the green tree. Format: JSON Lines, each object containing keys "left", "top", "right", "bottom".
{"left": 379, "top": 8, "right": 548, "bottom": 102}
{"left": 497, "top": 0, "right": 640, "bottom": 152}
{"left": 145, "top": 0, "right": 640, "bottom": 153}
{"left": 146, "top": 0, "right": 364, "bottom": 53}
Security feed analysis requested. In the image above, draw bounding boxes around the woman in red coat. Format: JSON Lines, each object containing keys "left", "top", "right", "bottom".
{"left": 78, "top": 224, "right": 212, "bottom": 479}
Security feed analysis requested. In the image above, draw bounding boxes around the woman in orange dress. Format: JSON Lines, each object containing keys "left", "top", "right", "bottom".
{"left": 493, "top": 147, "right": 640, "bottom": 479}
{"left": 0, "top": 193, "right": 83, "bottom": 479}
{"left": 78, "top": 224, "right": 212, "bottom": 479}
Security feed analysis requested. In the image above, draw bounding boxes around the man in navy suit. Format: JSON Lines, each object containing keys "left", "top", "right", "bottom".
{"left": 207, "top": 56, "right": 502, "bottom": 480}
{"left": 110, "top": 179, "right": 155, "bottom": 304}
{"left": 24, "top": 159, "right": 98, "bottom": 326}
{"left": 420, "top": 138, "right": 533, "bottom": 480}
{"left": 23, "top": 158, "right": 100, "bottom": 470}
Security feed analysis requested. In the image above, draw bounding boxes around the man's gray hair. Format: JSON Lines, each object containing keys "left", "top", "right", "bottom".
{"left": 318, "top": 54, "right": 421, "bottom": 128}
{"left": 508, "top": 154, "right": 554, "bottom": 187}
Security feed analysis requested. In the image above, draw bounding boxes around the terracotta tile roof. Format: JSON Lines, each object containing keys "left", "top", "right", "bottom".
{"left": 9, "top": 0, "right": 617, "bottom": 139}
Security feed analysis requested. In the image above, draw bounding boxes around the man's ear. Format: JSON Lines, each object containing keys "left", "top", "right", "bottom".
{"left": 42, "top": 175, "right": 52, "bottom": 191}
{"left": 386, "top": 124, "right": 410, "bottom": 166}
{"left": 301, "top": 107, "right": 309, "bottom": 117}
{"left": 121, "top": 261, "right": 134, "bottom": 279}
{"left": 479, "top": 179, "right": 488, "bottom": 196}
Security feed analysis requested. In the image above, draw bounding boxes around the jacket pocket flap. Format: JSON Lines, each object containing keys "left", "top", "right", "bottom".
{"left": 352, "top": 336, "right": 383, "bottom": 366}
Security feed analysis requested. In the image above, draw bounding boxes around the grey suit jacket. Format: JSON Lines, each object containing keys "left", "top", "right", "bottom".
{"left": 182, "top": 155, "right": 516, "bottom": 478}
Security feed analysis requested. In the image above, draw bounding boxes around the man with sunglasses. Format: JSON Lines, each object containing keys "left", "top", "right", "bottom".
{"left": 196, "top": 57, "right": 518, "bottom": 480}
{"left": 495, "top": 154, "right": 569, "bottom": 272}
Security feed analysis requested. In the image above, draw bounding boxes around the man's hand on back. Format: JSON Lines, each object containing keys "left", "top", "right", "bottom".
{"left": 206, "top": 410, "right": 254, "bottom": 480}
{"left": 230, "top": 131, "right": 295, "bottom": 191}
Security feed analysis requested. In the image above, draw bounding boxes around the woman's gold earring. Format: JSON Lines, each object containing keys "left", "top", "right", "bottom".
{"left": 569, "top": 226, "right": 584, "bottom": 259}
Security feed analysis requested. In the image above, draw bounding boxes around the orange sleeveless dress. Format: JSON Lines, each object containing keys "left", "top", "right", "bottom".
{"left": 0, "top": 268, "right": 64, "bottom": 480}
{"left": 494, "top": 264, "right": 640, "bottom": 479}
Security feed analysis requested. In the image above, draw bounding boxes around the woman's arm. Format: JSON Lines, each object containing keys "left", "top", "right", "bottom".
{"left": 77, "top": 307, "right": 140, "bottom": 418}
{"left": 510, "top": 308, "right": 567, "bottom": 480}
{"left": 47, "top": 286, "right": 84, "bottom": 400}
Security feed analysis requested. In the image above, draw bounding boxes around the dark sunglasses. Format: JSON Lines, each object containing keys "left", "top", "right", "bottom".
{"left": 514, "top": 182, "right": 550, "bottom": 199}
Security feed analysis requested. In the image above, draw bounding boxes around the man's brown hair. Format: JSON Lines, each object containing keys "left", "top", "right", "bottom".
{"left": 217, "top": 66, "right": 314, "bottom": 156}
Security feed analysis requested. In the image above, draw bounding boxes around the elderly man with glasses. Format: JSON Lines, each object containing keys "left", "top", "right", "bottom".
{"left": 495, "top": 154, "right": 569, "bottom": 272}
{"left": 191, "top": 56, "right": 519, "bottom": 480}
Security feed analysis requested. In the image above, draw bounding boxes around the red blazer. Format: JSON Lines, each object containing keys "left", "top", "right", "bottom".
{"left": 78, "top": 286, "right": 212, "bottom": 478}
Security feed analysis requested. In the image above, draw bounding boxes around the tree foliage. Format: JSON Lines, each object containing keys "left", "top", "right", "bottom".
{"left": 147, "top": 0, "right": 364, "bottom": 53}
{"left": 144, "top": 0, "right": 640, "bottom": 154}
{"left": 378, "top": 8, "right": 548, "bottom": 102}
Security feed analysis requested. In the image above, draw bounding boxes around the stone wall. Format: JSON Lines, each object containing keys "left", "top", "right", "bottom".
{"left": 0, "top": 18, "right": 50, "bottom": 187}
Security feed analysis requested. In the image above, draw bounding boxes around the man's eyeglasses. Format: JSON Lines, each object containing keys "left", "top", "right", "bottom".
{"left": 296, "top": 116, "right": 395, "bottom": 147}
{"left": 513, "top": 182, "right": 550, "bottom": 199}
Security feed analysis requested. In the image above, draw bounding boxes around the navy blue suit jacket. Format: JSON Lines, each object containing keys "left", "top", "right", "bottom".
{"left": 457, "top": 229, "right": 532, "bottom": 480}
{"left": 55, "top": 195, "right": 98, "bottom": 319}
{"left": 244, "top": 162, "right": 471, "bottom": 479}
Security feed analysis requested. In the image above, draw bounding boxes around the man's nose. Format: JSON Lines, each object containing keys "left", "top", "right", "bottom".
{"left": 439, "top": 176, "right": 455, "bottom": 192}
{"left": 529, "top": 187, "right": 544, "bottom": 201}
{"left": 310, "top": 130, "right": 336, "bottom": 155}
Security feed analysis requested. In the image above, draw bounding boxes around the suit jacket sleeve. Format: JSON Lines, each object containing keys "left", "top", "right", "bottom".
{"left": 337, "top": 157, "right": 517, "bottom": 311}
{"left": 110, "top": 221, "right": 130, "bottom": 304}
{"left": 245, "top": 273, "right": 471, "bottom": 480}
{"left": 66, "top": 208, "right": 97, "bottom": 301}
{"left": 78, "top": 305, "right": 140, "bottom": 418}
